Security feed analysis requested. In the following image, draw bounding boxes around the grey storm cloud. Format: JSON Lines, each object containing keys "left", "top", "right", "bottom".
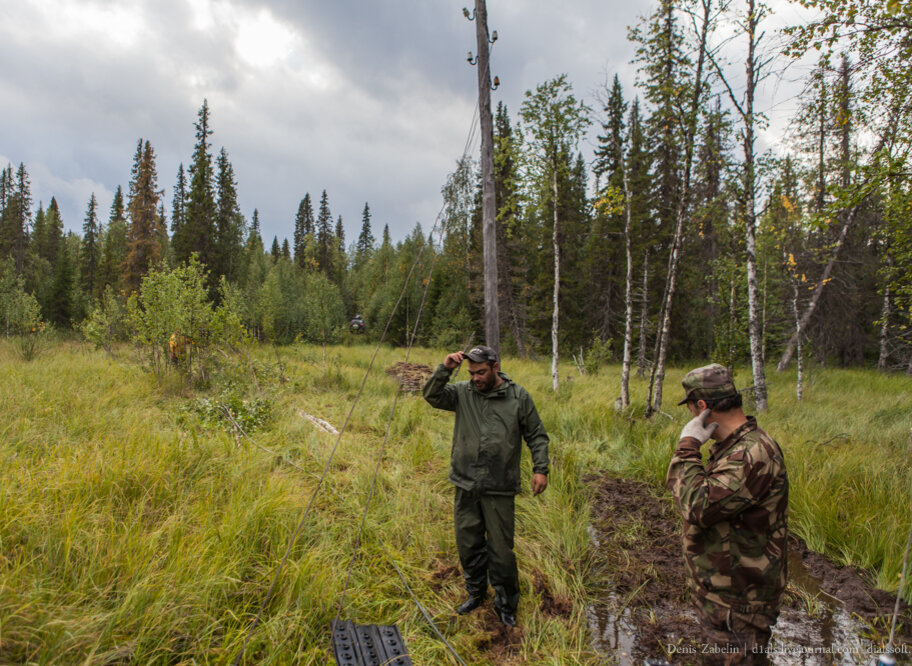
{"left": 1, "top": 0, "right": 687, "bottom": 246}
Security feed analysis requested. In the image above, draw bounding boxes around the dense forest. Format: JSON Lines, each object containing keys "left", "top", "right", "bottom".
{"left": 2, "top": 0, "right": 912, "bottom": 403}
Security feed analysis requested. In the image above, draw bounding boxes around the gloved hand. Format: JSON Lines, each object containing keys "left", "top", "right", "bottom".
{"left": 680, "top": 409, "right": 718, "bottom": 444}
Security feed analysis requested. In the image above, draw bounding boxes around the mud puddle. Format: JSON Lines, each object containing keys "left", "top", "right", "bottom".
{"left": 586, "top": 474, "right": 912, "bottom": 664}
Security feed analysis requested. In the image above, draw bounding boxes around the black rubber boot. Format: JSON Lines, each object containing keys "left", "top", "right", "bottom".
{"left": 496, "top": 608, "right": 517, "bottom": 627}
{"left": 456, "top": 596, "right": 485, "bottom": 615}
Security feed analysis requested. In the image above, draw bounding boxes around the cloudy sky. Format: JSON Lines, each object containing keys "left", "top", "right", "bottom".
{"left": 1, "top": 0, "right": 815, "bottom": 245}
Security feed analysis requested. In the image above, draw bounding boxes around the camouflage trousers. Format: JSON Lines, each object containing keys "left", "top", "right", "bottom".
{"left": 696, "top": 599, "right": 778, "bottom": 666}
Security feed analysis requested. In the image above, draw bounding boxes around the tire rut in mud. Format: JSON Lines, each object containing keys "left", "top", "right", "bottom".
{"left": 586, "top": 474, "right": 912, "bottom": 664}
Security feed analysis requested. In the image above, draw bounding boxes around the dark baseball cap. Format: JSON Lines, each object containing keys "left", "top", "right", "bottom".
{"left": 465, "top": 345, "right": 498, "bottom": 364}
{"left": 677, "top": 363, "right": 739, "bottom": 405}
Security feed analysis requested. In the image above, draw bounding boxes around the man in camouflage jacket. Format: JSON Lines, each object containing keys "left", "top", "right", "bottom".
{"left": 423, "top": 345, "right": 550, "bottom": 628}
{"left": 666, "top": 364, "right": 789, "bottom": 663}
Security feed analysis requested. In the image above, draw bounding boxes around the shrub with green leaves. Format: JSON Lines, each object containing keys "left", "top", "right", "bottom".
{"left": 0, "top": 258, "right": 51, "bottom": 360}
{"left": 182, "top": 390, "right": 272, "bottom": 434}
{"left": 583, "top": 337, "right": 613, "bottom": 375}
{"left": 126, "top": 256, "right": 250, "bottom": 385}
{"left": 82, "top": 286, "right": 128, "bottom": 354}
{"left": 14, "top": 314, "right": 52, "bottom": 362}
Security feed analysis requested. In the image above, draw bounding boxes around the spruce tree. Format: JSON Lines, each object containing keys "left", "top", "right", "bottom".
{"left": 688, "top": 97, "right": 730, "bottom": 356}
{"left": 626, "top": 98, "right": 653, "bottom": 267}
{"left": 39, "top": 198, "right": 64, "bottom": 268}
{"left": 0, "top": 163, "right": 31, "bottom": 274}
{"left": 629, "top": 0, "right": 691, "bottom": 252}
{"left": 436, "top": 155, "right": 480, "bottom": 338}
{"left": 834, "top": 55, "right": 854, "bottom": 189}
{"left": 586, "top": 75, "right": 628, "bottom": 340}
{"left": 334, "top": 214, "right": 346, "bottom": 280}
{"left": 14, "top": 164, "right": 32, "bottom": 275}
{"left": 157, "top": 202, "right": 171, "bottom": 266}
{"left": 122, "top": 139, "right": 162, "bottom": 293}
{"left": 593, "top": 75, "right": 627, "bottom": 193}
{"left": 29, "top": 203, "right": 47, "bottom": 281}
{"left": 49, "top": 232, "right": 76, "bottom": 327}
{"left": 242, "top": 208, "right": 269, "bottom": 332}
{"left": 0, "top": 164, "right": 10, "bottom": 217}
{"left": 355, "top": 202, "right": 375, "bottom": 269}
{"left": 799, "top": 55, "right": 876, "bottom": 366}
{"left": 561, "top": 152, "right": 596, "bottom": 350}
{"left": 30, "top": 204, "right": 45, "bottom": 254}
{"left": 493, "top": 102, "right": 529, "bottom": 356}
{"left": 293, "top": 193, "right": 314, "bottom": 268}
{"left": 26, "top": 203, "right": 52, "bottom": 310}
{"left": 80, "top": 193, "right": 100, "bottom": 299}
{"left": 249, "top": 209, "right": 261, "bottom": 244}
{"left": 215, "top": 147, "right": 244, "bottom": 283}
{"left": 34, "top": 197, "right": 65, "bottom": 315}
{"left": 281, "top": 238, "right": 291, "bottom": 261}
{"left": 0, "top": 165, "right": 12, "bottom": 259}
{"left": 0, "top": 165, "right": 15, "bottom": 266}
{"left": 270, "top": 235, "right": 280, "bottom": 263}
{"left": 335, "top": 215, "right": 345, "bottom": 254}
{"left": 98, "top": 186, "right": 128, "bottom": 294}
{"left": 171, "top": 163, "right": 187, "bottom": 242}
{"left": 631, "top": 0, "right": 714, "bottom": 412}
{"left": 180, "top": 100, "right": 217, "bottom": 269}
{"left": 316, "top": 189, "right": 333, "bottom": 274}
{"left": 793, "top": 64, "right": 830, "bottom": 214}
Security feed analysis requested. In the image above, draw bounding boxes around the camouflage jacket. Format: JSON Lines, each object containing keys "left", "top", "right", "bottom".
{"left": 666, "top": 417, "right": 789, "bottom": 613}
{"left": 423, "top": 364, "right": 549, "bottom": 495}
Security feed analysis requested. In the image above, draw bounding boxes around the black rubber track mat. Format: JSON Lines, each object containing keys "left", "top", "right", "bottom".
{"left": 331, "top": 620, "right": 412, "bottom": 666}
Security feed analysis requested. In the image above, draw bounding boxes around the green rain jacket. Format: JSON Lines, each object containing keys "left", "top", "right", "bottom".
{"left": 423, "top": 364, "right": 550, "bottom": 496}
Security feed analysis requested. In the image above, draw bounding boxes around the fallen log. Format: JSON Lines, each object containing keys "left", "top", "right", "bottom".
{"left": 296, "top": 408, "right": 340, "bottom": 435}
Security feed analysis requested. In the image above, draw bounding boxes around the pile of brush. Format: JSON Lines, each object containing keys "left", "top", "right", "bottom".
{"left": 385, "top": 362, "right": 433, "bottom": 392}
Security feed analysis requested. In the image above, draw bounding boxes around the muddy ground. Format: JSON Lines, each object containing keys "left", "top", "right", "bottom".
{"left": 587, "top": 474, "right": 912, "bottom": 665}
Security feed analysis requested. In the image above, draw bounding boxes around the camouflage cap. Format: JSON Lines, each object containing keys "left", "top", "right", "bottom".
{"left": 465, "top": 345, "right": 498, "bottom": 364}
{"left": 677, "top": 363, "right": 738, "bottom": 405}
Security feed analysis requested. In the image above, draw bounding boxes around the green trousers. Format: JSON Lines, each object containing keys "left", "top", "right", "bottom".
{"left": 454, "top": 487, "right": 519, "bottom": 614}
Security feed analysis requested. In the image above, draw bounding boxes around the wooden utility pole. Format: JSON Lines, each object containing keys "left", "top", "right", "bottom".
{"left": 468, "top": 0, "right": 500, "bottom": 355}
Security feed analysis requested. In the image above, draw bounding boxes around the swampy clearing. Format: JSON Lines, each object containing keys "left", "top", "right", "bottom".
{"left": 1, "top": 342, "right": 910, "bottom": 663}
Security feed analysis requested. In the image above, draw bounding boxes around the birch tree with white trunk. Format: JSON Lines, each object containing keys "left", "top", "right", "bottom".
{"left": 705, "top": 0, "right": 771, "bottom": 411}
{"left": 620, "top": 170, "right": 635, "bottom": 407}
{"left": 638, "top": 0, "right": 717, "bottom": 415}
{"left": 519, "top": 75, "right": 590, "bottom": 391}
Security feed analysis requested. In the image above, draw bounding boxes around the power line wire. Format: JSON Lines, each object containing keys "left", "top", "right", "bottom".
{"left": 327, "top": 229, "right": 442, "bottom": 657}
{"left": 232, "top": 108, "right": 478, "bottom": 665}
{"left": 386, "top": 546, "right": 468, "bottom": 666}
{"left": 232, "top": 238, "right": 432, "bottom": 664}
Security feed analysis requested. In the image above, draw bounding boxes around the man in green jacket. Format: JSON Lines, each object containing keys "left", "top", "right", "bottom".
{"left": 423, "top": 345, "right": 550, "bottom": 627}
{"left": 667, "top": 364, "right": 788, "bottom": 664}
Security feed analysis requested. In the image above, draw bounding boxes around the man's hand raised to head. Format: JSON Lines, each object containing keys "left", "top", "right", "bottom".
{"left": 531, "top": 473, "right": 548, "bottom": 496}
{"left": 680, "top": 409, "right": 718, "bottom": 445}
{"left": 443, "top": 351, "right": 466, "bottom": 370}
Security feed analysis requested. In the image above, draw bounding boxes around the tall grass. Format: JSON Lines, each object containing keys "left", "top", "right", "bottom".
{"left": 0, "top": 340, "right": 909, "bottom": 663}
{"left": 529, "top": 360, "right": 912, "bottom": 594}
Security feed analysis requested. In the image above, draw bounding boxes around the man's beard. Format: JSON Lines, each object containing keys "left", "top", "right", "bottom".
{"left": 474, "top": 376, "right": 495, "bottom": 392}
